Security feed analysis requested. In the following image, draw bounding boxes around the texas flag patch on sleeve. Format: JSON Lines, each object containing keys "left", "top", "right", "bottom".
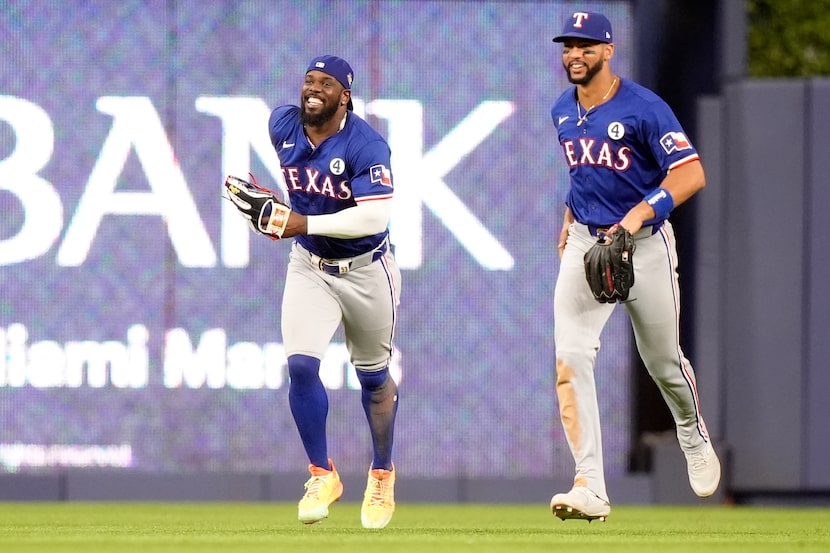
{"left": 660, "top": 131, "right": 692, "bottom": 154}
{"left": 370, "top": 164, "right": 392, "bottom": 187}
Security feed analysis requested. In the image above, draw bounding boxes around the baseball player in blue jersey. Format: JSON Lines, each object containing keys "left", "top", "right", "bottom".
{"left": 260, "top": 55, "right": 401, "bottom": 528}
{"left": 548, "top": 12, "right": 721, "bottom": 521}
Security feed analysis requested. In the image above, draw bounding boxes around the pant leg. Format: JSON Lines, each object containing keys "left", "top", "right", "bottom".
{"left": 281, "top": 243, "right": 342, "bottom": 358}
{"left": 624, "top": 222, "right": 712, "bottom": 451}
{"left": 554, "top": 223, "right": 616, "bottom": 501}
{"left": 339, "top": 252, "right": 402, "bottom": 371}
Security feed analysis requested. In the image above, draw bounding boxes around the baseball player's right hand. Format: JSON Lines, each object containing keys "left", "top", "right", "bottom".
{"left": 224, "top": 174, "right": 292, "bottom": 239}
{"left": 558, "top": 209, "right": 574, "bottom": 259}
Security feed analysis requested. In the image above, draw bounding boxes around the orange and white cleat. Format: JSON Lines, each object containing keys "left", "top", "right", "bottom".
{"left": 361, "top": 464, "right": 396, "bottom": 529}
{"left": 298, "top": 458, "right": 343, "bottom": 524}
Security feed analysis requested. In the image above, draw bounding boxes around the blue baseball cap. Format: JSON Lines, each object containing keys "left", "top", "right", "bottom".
{"left": 552, "top": 11, "right": 613, "bottom": 43}
{"left": 306, "top": 55, "right": 354, "bottom": 110}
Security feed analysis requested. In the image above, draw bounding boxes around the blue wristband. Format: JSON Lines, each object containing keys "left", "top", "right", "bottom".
{"left": 644, "top": 187, "right": 674, "bottom": 220}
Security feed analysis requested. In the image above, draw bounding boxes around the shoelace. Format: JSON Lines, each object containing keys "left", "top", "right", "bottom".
{"left": 688, "top": 450, "right": 710, "bottom": 470}
{"left": 304, "top": 476, "right": 326, "bottom": 500}
{"left": 366, "top": 474, "right": 390, "bottom": 507}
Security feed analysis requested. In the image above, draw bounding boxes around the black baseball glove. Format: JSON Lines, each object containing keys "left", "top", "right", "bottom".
{"left": 583, "top": 224, "right": 636, "bottom": 303}
{"left": 223, "top": 174, "right": 291, "bottom": 239}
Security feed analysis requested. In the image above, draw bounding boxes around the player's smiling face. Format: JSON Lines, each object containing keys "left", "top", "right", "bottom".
{"left": 300, "top": 70, "right": 347, "bottom": 127}
{"left": 561, "top": 39, "right": 608, "bottom": 85}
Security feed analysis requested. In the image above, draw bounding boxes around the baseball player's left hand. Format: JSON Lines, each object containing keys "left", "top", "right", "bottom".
{"left": 583, "top": 224, "right": 636, "bottom": 303}
{"left": 224, "top": 174, "right": 292, "bottom": 239}
{"left": 557, "top": 222, "right": 570, "bottom": 259}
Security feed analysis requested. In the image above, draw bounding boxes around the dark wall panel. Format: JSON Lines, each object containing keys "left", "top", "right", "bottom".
{"left": 694, "top": 96, "right": 726, "bottom": 438}
{"left": 806, "top": 79, "right": 830, "bottom": 488}
{"left": 723, "top": 80, "right": 806, "bottom": 490}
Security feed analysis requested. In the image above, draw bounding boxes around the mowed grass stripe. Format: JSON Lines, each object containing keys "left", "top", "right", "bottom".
{"left": 0, "top": 503, "right": 828, "bottom": 552}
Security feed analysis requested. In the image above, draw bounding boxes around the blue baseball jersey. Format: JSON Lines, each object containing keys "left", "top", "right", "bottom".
{"left": 551, "top": 79, "right": 699, "bottom": 227}
{"left": 268, "top": 105, "right": 393, "bottom": 259}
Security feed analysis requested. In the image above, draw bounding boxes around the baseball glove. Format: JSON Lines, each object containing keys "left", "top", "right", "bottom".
{"left": 223, "top": 174, "right": 291, "bottom": 239}
{"left": 583, "top": 224, "right": 636, "bottom": 303}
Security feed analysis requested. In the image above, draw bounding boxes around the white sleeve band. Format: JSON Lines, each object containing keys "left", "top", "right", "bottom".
{"left": 305, "top": 199, "right": 392, "bottom": 239}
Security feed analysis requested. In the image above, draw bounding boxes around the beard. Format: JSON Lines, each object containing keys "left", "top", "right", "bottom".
{"left": 565, "top": 57, "right": 604, "bottom": 85}
{"left": 300, "top": 100, "right": 340, "bottom": 127}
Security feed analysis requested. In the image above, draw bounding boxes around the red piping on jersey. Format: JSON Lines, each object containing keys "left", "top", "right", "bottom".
{"left": 667, "top": 153, "right": 700, "bottom": 173}
{"left": 356, "top": 195, "right": 394, "bottom": 202}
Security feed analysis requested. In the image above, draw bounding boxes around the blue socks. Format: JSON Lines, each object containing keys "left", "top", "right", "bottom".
{"left": 356, "top": 367, "right": 398, "bottom": 471}
{"left": 288, "top": 355, "right": 399, "bottom": 472}
{"left": 287, "top": 354, "right": 329, "bottom": 469}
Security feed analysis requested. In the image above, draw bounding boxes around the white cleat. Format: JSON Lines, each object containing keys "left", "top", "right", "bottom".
{"left": 550, "top": 486, "right": 610, "bottom": 522}
{"left": 685, "top": 442, "right": 721, "bottom": 497}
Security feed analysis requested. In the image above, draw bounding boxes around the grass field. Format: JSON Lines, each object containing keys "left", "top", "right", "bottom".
{"left": 1, "top": 502, "right": 829, "bottom": 552}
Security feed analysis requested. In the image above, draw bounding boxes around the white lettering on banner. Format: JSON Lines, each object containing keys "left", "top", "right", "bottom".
{"left": 0, "top": 96, "right": 64, "bottom": 263}
{"left": 0, "top": 95, "right": 515, "bottom": 270}
{"left": 56, "top": 97, "right": 217, "bottom": 267}
{"left": 365, "top": 100, "right": 424, "bottom": 269}
{"left": 0, "top": 443, "right": 133, "bottom": 472}
{"left": 163, "top": 327, "right": 402, "bottom": 390}
{"left": 0, "top": 324, "right": 402, "bottom": 390}
{"left": 0, "top": 323, "right": 149, "bottom": 388}
{"left": 369, "top": 100, "right": 516, "bottom": 270}
{"left": 163, "top": 328, "right": 228, "bottom": 389}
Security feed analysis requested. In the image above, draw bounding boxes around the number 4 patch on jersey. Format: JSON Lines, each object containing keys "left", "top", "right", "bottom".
{"left": 660, "top": 132, "right": 692, "bottom": 154}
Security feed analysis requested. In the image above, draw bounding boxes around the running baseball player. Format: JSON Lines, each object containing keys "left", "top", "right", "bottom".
{"left": 225, "top": 55, "right": 400, "bottom": 529}
{"left": 548, "top": 12, "right": 721, "bottom": 521}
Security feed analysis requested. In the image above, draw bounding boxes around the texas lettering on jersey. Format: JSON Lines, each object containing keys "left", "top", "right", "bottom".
{"left": 561, "top": 138, "right": 631, "bottom": 170}
{"left": 281, "top": 166, "right": 353, "bottom": 200}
